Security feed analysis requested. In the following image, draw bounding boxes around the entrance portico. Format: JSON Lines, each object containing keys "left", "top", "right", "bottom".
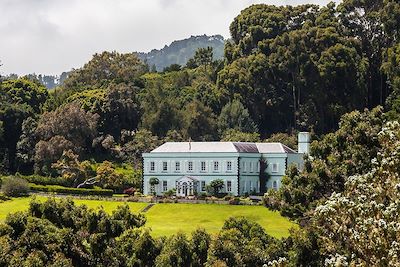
{"left": 176, "top": 176, "right": 199, "bottom": 197}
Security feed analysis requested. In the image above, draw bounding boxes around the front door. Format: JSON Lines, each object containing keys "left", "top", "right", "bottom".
{"left": 182, "top": 182, "right": 188, "bottom": 196}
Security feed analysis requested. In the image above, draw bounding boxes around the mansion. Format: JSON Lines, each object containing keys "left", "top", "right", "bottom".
{"left": 142, "top": 132, "right": 310, "bottom": 196}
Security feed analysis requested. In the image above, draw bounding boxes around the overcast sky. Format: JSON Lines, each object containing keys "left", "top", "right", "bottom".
{"left": 0, "top": 0, "right": 337, "bottom": 75}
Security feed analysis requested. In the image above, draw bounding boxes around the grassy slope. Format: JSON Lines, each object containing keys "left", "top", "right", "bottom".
{"left": 0, "top": 197, "right": 296, "bottom": 238}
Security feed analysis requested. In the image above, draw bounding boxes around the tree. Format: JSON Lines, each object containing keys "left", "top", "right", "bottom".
{"left": 155, "top": 232, "right": 192, "bottom": 267}
{"left": 149, "top": 177, "right": 159, "bottom": 195}
{"left": 313, "top": 121, "right": 400, "bottom": 265}
{"left": 51, "top": 150, "right": 93, "bottom": 187}
{"left": 217, "top": 99, "right": 258, "bottom": 134}
{"left": 194, "top": 47, "right": 213, "bottom": 72}
{"left": 207, "top": 179, "right": 225, "bottom": 196}
{"left": 163, "top": 64, "right": 181, "bottom": 72}
{"left": 0, "top": 79, "right": 48, "bottom": 172}
{"left": 120, "top": 129, "right": 160, "bottom": 164}
{"left": 57, "top": 51, "right": 147, "bottom": 102}
{"left": 34, "top": 136, "right": 75, "bottom": 176}
{"left": 15, "top": 117, "right": 37, "bottom": 174}
{"left": 36, "top": 102, "right": 99, "bottom": 151}
{"left": 182, "top": 100, "right": 217, "bottom": 141}
{"left": 221, "top": 129, "right": 260, "bottom": 142}
{"left": 264, "top": 107, "right": 385, "bottom": 219}
{"left": 95, "top": 161, "right": 125, "bottom": 190}
{"left": 100, "top": 83, "right": 142, "bottom": 140}
{"left": 190, "top": 228, "right": 211, "bottom": 267}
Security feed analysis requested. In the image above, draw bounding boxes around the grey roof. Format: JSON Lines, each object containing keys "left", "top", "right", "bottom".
{"left": 255, "top": 143, "right": 296, "bottom": 154}
{"left": 151, "top": 142, "right": 296, "bottom": 154}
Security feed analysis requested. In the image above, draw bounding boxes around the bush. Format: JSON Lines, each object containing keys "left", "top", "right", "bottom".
{"left": 29, "top": 184, "right": 113, "bottom": 196}
{"left": 1, "top": 177, "right": 30, "bottom": 197}
{"left": 16, "top": 175, "right": 71, "bottom": 187}
{"left": 229, "top": 197, "right": 241, "bottom": 205}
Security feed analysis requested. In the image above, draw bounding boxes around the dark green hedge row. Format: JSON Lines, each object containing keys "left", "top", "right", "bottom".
{"left": 19, "top": 175, "right": 71, "bottom": 187}
{"left": 29, "top": 184, "right": 114, "bottom": 196}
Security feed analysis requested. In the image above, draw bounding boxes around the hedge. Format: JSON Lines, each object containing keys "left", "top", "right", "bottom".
{"left": 29, "top": 184, "right": 114, "bottom": 196}
{"left": 20, "top": 175, "right": 71, "bottom": 187}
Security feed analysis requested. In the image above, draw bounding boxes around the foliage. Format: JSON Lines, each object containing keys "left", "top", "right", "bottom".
{"left": 52, "top": 150, "right": 94, "bottom": 187}
{"left": 1, "top": 176, "right": 29, "bottom": 197}
{"left": 36, "top": 102, "right": 99, "bottom": 150}
{"left": 13, "top": 174, "right": 70, "bottom": 187}
{"left": 221, "top": 129, "right": 260, "bottom": 142}
{"left": 311, "top": 121, "right": 400, "bottom": 266}
{"left": 0, "top": 198, "right": 145, "bottom": 266}
{"left": 182, "top": 100, "right": 217, "bottom": 141}
{"left": 155, "top": 232, "right": 192, "bottom": 267}
{"left": 207, "top": 179, "right": 225, "bottom": 196}
{"left": 217, "top": 99, "right": 258, "bottom": 134}
{"left": 95, "top": 161, "right": 126, "bottom": 191}
{"left": 34, "top": 135, "right": 75, "bottom": 176}
{"left": 29, "top": 184, "right": 114, "bottom": 196}
{"left": 265, "top": 107, "right": 385, "bottom": 219}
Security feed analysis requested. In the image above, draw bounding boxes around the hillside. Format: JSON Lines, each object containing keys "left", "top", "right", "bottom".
{"left": 136, "top": 34, "right": 225, "bottom": 71}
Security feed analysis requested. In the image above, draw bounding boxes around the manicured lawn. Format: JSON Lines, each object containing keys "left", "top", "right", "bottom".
{"left": 145, "top": 203, "right": 296, "bottom": 238}
{"left": 0, "top": 196, "right": 296, "bottom": 238}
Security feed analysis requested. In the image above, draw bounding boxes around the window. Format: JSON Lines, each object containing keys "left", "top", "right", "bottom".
{"left": 249, "top": 162, "right": 253, "bottom": 173}
{"left": 162, "top": 161, "right": 168, "bottom": 172}
{"left": 273, "top": 181, "right": 278, "bottom": 190}
{"left": 227, "top": 181, "right": 232, "bottom": 192}
{"left": 201, "top": 181, "right": 206, "bottom": 191}
{"left": 272, "top": 163, "right": 278, "bottom": 173}
{"left": 175, "top": 161, "right": 180, "bottom": 171}
{"left": 249, "top": 181, "right": 253, "bottom": 191}
{"left": 213, "top": 161, "right": 219, "bottom": 171}
{"left": 163, "top": 181, "right": 168, "bottom": 191}
{"left": 150, "top": 161, "right": 155, "bottom": 172}
{"left": 201, "top": 161, "right": 206, "bottom": 172}
{"left": 227, "top": 161, "right": 232, "bottom": 171}
{"left": 188, "top": 161, "right": 193, "bottom": 172}
{"left": 243, "top": 162, "right": 247, "bottom": 172}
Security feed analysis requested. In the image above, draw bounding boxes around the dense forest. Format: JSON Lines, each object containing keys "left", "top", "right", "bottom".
{"left": 1, "top": 0, "right": 400, "bottom": 265}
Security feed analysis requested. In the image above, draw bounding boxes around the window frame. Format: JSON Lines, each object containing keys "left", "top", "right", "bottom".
{"left": 213, "top": 161, "right": 219, "bottom": 172}
{"left": 272, "top": 163, "right": 278, "bottom": 173}
{"left": 162, "top": 161, "right": 168, "bottom": 172}
{"left": 201, "top": 181, "right": 206, "bottom": 191}
{"left": 188, "top": 161, "right": 193, "bottom": 172}
{"left": 227, "top": 161, "right": 232, "bottom": 172}
{"left": 163, "top": 181, "right": 168, "bottom": 191}
{"left": 201, "top": 161, "right": 206, "bottom": 172}
{"left": 150, "top": 161, "right": 155, "bottom": 172}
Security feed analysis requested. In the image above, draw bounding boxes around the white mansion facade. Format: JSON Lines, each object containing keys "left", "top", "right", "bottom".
{"left": 142, "top": 132, "right": 310, "bottom": 196}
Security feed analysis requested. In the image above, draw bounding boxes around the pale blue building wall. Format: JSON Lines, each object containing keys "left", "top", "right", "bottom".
{"left": 142, "top": 143, "right": 306, "bottom": 196}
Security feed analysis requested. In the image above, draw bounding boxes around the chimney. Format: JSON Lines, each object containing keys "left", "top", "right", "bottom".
{"left": 298, "top": 132, "right": 310, "bottom": 154}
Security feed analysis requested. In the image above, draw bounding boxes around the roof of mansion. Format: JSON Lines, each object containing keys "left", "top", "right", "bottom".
{"left": 150, "top": 142, "right": 297, "bottom": 154}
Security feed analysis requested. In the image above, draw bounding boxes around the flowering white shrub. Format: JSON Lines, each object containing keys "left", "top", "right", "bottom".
{"left": 315, "top": 121, "right": 400, "bottom": 266}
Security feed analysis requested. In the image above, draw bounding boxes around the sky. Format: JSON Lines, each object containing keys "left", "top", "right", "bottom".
{"left": 0, "top": 0, "right": 337, "bottom": 76}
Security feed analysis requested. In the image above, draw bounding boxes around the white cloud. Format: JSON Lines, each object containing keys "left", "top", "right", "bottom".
{"left": 0, "top": 0, "right": 338, "bottom": 75}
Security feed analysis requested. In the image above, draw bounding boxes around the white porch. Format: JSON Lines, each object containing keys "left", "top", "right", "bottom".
{"left": 175, "top": 176, "right": 199, "bottom": 197}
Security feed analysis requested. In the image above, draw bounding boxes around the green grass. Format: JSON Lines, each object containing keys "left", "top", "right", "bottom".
{"left": 0, "top": 196, "right": 296, "bottom": 238}
{"left": 145, "top": 203, "right": 296, "bottom": 238}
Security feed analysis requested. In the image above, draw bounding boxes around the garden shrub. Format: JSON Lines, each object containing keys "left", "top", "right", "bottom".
{"left": 15, "top": 175, "right": 71, "bottom": 187}
{"left": 29, "top": 184, "right": 113, "bottom": 196}
{"left": 1, "top": 177, "right": 30, "bottom": 197}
